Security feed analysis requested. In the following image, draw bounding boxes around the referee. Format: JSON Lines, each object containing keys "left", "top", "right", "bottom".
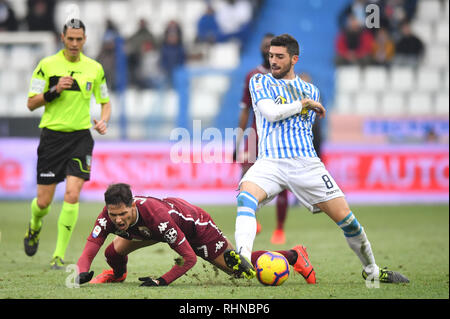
{"left": 24, "top": 19, "right": 111, "bottom": 269}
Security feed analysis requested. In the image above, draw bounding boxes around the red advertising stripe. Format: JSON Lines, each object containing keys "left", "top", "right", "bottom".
{"left": 85, "top": 149, "right": 241, "bottom": 192}
{"left": 323, "top": 145, "right": 449, "bottom": 193}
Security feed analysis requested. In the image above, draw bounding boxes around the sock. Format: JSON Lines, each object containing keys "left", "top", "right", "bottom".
{"left": 235, "top": 191, "right": 258, "bottom": 261}
{"left": 105, "top": 243, "right": 128, "bottom": 277}
{"left": 251, "top": 250, "right": 297, "bottom": 267}
{"left": 275, "top": 190, "right": 288, "bottom": 230}
{"left": 30, "top": 198, "right": 50, "bottom": 231}
{"left": 337, "top": 211, "right": 379, "bottom": 276}
{"left": 53, "top": 201, "right": 79, "bottom": 260}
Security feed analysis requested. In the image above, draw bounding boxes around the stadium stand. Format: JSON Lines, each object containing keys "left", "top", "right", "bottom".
{"left": 1, "top": 0, "right": 250, "bottom": 140}
{"left": 0, "top": 0, "right": 448, "bottom": 144}
{"left": 331, "top": 0, "right": 449, "bottom": 144}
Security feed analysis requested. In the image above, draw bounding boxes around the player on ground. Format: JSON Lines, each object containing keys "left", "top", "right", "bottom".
{"left": 75, "top": 183, "right": 314, "bottom": 286}
{"left": 233, "top": 33, "right": 289, "bottom": 245}
{"left": 23, "top": 19, "right": 111, "bottom": 269}
{"left": 234, "top": 34, "right": 409, "bottom": 284}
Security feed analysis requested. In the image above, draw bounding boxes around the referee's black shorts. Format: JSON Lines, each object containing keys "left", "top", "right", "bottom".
{"left": 36, "top": 128, "right": 94, "bottom": 185}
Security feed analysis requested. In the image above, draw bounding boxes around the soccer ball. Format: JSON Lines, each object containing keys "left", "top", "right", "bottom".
{"left": 255, "top": 251, "right": 290, "bottom": 286}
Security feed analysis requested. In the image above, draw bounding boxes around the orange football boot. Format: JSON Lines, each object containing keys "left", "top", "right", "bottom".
{"left": 89, "top": 269, "right": 127, "bottom": 284}
{"left": 292, "top": 245, "right": 316, "bottom": 284}
{"left": 270, "top": 229, "right": 286, "bottom": 244}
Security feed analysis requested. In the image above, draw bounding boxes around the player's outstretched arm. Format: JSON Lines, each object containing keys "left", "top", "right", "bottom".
{"left": 139, "top": 240, "right": 197, "bottom": 287}
{"left": 76, "top": 239, "right": 103, "bottom": 284}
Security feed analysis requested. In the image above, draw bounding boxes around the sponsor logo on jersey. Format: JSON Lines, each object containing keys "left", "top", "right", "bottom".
{"left": 98, "top": 217, "right": 107, "bottom": 229}
{"left": 215, "top": 240, "right": 225, "bottom": 253}
{"left": 158, "top": 221, "right": 169, "bottom": 233}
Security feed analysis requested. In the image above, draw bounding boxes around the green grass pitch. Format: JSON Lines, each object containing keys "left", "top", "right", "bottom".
{"left": 0, "top": 201, "right": 448, "bottom": 299}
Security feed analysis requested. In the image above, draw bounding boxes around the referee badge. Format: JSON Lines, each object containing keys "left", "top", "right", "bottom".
{"left": 86, "top": 81, "right": 92, "bottom": 91}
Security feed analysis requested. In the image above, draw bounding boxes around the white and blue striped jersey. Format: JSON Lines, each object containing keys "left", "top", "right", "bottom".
{"left": 249, "top": 73, "right": 321, "bottom": 159}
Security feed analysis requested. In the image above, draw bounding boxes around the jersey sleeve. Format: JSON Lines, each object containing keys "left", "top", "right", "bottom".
{"left": 93, "top": 64, "right": 110, "bottom": 104}
{"left": 249, "top": 73, "right": 273, "bottom": 104}
{"left": 77, "top": 208, "right": 111, "bottom": 273}
{"left": 28, "top": 60, "right": 48, "bottom": 97}
{"left": 86, "top": 208, "right": 112, "bottom": 246}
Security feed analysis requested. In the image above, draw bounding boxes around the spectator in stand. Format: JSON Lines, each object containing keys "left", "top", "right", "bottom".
{"left": 392, "top": 21, "right": 424, "bottom": 67}
{"left": 371, "top": 27, "right": 395, "bottom": 66}
{"left": 126, "top": 19, "right": 157, "bottom": 88}
{"left": 196, "top": 3, "right": 221, "bottom": 44}
{"left": 160, "top": 21, "right": 186, "bottom": 88}
{"left": 214, "top": 0, "right": 253, "bottom": 43}
{"left": 25, "top": 0, "right": 56, "bottom": 34}
{"left": 338, "top": 0, "right": 369, "bottom": 30}
{"left": 0, "top": 0, "right": 18, "bottom": 31}
{"left": 136, "top": 40, "right": 164, "bottom": 89}
{"left": 96, "top": 20, "right": 121, "bottom": 91}
{"left": 164, "top": 19, "right": 183, "bottom": 43}
{"left": 335, "top": 14, "right": 375, "bottom": 66}
{"left": 380, "top": 0, "right": 419, "bottom": 38}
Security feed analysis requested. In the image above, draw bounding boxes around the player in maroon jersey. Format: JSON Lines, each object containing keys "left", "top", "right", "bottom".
{"left": 233, "top": 33, "right": 289, "bottom": 245}
{"left": 76, "top": 183, "right": 316, "bottom": 286}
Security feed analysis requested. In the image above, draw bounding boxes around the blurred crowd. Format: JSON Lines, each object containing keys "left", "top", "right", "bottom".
{"left": 0, "top": 0, "right": 262, "bottom": 91}
{"left": 335, "top": 0, "right": 425, "bottom": 67}
{"left": 0, "top": 0, "right": 57, "bottom": 33}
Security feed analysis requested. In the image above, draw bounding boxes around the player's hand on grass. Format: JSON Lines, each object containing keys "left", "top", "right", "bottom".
{"left": 77, "top": 271, "right": 94, "bottom": 285}
{"left": 138, "top": 276, "right": 167, "bottom": 287}
{"left": 301, "top": 98, "right": 326, "bottom": 119}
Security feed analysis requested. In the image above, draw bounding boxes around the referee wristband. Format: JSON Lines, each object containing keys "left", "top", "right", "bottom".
{"left": 43, "top": 86, "right": 60, "bottom": 102}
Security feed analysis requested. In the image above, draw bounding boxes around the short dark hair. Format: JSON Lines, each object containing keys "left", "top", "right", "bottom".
{"left": 63, "top": 19, "right": 86, "bottom": 35}
{"left": 270, "top": 34, "right": 299, "bottom": 56}
{"left": 104, "top": 183, "right": 133, "bottom": 207}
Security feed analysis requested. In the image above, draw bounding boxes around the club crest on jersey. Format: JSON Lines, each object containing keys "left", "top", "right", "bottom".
{"left": 138, "top": 226, "right": 152, "bottom": 238}
{"left": 275, "top": 95, "right": 287, "bottom": 104}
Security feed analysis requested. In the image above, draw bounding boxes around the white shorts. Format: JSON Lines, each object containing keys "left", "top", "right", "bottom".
{"left": 239, "top": 157, "right": 344, "bottom": 213}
